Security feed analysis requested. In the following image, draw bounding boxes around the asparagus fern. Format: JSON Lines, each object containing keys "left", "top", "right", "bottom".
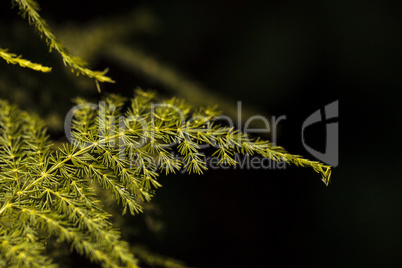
{"left": 0, "top": 89, "right": 331, "bottom": 267}
{"left": 0, "top": 1, "right": 333, "bottom": 267}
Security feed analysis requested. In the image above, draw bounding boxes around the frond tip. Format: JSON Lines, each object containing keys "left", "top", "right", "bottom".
{"left": 0, "top": 48, "right": 51, "bottom": 72}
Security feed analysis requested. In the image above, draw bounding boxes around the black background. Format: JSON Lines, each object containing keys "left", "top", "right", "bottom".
{"left": 1, "top": 0, "right": 402, "bottom": 267}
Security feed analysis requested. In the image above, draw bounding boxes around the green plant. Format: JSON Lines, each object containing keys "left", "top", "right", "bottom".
{"left": 0, "top": 1, "right": 332, "bottom": 267}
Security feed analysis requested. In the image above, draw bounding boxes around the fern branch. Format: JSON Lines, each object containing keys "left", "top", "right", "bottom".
{"left": 12, "top": 0, "right": 114, "bottom": 91}
{"left": 67, "top": 89, "right": 331, "bottom": 184}
{"left": 16, "top": 207, "right": 131, "bottom": 268}
{"left": 0, "top": 100, "right": 140, "bottom": 267}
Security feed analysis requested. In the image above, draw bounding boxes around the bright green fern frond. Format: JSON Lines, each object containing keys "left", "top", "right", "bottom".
{"left": 11, "top": 0, "right": 114, "bottom": 91}
{"left": 64, "top": 89, "right": 331, "bottom": 186}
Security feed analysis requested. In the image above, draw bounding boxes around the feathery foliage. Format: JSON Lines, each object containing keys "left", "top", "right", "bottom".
{"left": 0, "top": 89, "right": 331, "bottom": 267}
{"left": 0, "top": 99, "right": 139, "bottom": 267}
{"left": 1, "top": 1, "right": 334, "bottom": 267}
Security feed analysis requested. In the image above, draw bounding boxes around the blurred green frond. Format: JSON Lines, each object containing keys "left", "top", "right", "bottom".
{"left": 55, "top": 13, "right": 267, "bottom": 127}
{"left": 131, "top": 246, "right": 188, "bottom": 268}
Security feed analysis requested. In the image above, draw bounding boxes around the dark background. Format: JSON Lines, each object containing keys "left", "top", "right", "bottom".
{"left": 1, "top": 0, "right": 401, "bottom": 267}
